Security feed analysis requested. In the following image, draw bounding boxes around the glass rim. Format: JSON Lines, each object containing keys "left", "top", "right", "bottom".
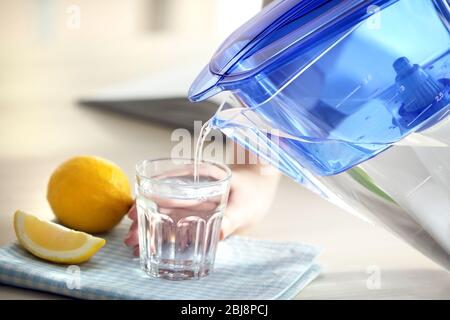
{"left": 135, "top": 157, "right": 232, "bottom": 187}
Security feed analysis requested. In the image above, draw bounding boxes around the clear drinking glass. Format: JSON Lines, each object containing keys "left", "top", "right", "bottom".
{"left": 135, "top": 158, "right": 232, "bottom": 280}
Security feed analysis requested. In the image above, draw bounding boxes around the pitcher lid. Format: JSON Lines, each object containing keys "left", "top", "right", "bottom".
{"left": 189, "top": 0, "right": 398, "bottom": 102}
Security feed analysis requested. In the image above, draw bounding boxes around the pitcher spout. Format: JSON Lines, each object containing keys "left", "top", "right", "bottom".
{"left": 188, "top": 65, "right": 224, "bottom": 102}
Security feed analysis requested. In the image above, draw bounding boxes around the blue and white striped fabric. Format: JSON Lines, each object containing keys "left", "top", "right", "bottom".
{"left": 0, "top": 222, "right": 321, "bottom": 300}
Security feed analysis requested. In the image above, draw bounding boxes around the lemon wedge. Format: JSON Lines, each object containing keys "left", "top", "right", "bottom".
{"left": 14, "top": 210, "right": 106, "bottom": 264}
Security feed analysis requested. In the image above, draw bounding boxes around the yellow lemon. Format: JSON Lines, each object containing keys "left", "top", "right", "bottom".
{"left": 14, "top": 210, "right": 105, "bottom": 264}
{"left": 47, "top": 155, "right": 133, "bottom": 233}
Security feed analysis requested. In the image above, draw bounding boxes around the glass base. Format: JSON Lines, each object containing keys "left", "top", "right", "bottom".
{"left": 141, "top": 261, "right": 212, "bottom": 280}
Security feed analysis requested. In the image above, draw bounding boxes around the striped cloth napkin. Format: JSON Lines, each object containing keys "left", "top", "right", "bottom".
{"left": 0, "top": 222, "right": 321, "bottom": 300}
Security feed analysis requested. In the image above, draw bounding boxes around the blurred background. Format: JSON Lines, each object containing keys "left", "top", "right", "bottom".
{"left": 0, "top": 0, "right": 263, "bottom": 42}
{"left": 0, "top": 0, "right": 262, "bottom": 158}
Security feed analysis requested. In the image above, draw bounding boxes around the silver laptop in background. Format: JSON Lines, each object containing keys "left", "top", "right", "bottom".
{"left": 78, "top": 63, "right": 222, "bottom": 131}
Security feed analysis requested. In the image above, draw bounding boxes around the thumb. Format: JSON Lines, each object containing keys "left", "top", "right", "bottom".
{"left": 220, "top": 215, "right": 237, "bottom": 240}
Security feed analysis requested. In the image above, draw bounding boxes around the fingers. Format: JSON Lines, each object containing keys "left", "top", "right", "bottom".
{"left": 133, "top": 245, "right": 139, "bottom": 257}
{"left": 148, "top": 195, "right": 219, "bottom": 209}
{"left": 220, "top": 200, "right": 263, "bottom": 240}
{"left": 220, "top": 215, "right": 236, "bottom": 240}
{"left": 125, "top": 204, "right": 139, "bottom": 255}
{"left": 124, "top": 220, "right": 139, "bottom": 247}
{"left": 158, "top": 201, "right": 219, "bottom": 217}
{"left": 127, "top": 203, "right": 137, "bottom": 220}
{"left": 124, "top": 215, "right": 140, "bottom": 256}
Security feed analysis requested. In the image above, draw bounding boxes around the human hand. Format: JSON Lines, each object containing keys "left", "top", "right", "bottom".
{"left": 219, "top": 163, "right": 280, "bottom": 239}
{"left": 124, "top": 163, "right": 280, "bottom": 256}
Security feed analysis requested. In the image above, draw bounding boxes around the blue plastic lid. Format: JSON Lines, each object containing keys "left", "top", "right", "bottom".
{"left": 189, "top": 0, "right": 398, "bottom": 102}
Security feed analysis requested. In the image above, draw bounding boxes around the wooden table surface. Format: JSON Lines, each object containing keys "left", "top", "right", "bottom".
{"left": 0, "top": 38, "right": 449, "bottom": 300}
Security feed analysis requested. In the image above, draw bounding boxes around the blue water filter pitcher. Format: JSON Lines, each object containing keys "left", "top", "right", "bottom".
{"left": 189, "top": 0, "right": 450, "bottom": 269}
